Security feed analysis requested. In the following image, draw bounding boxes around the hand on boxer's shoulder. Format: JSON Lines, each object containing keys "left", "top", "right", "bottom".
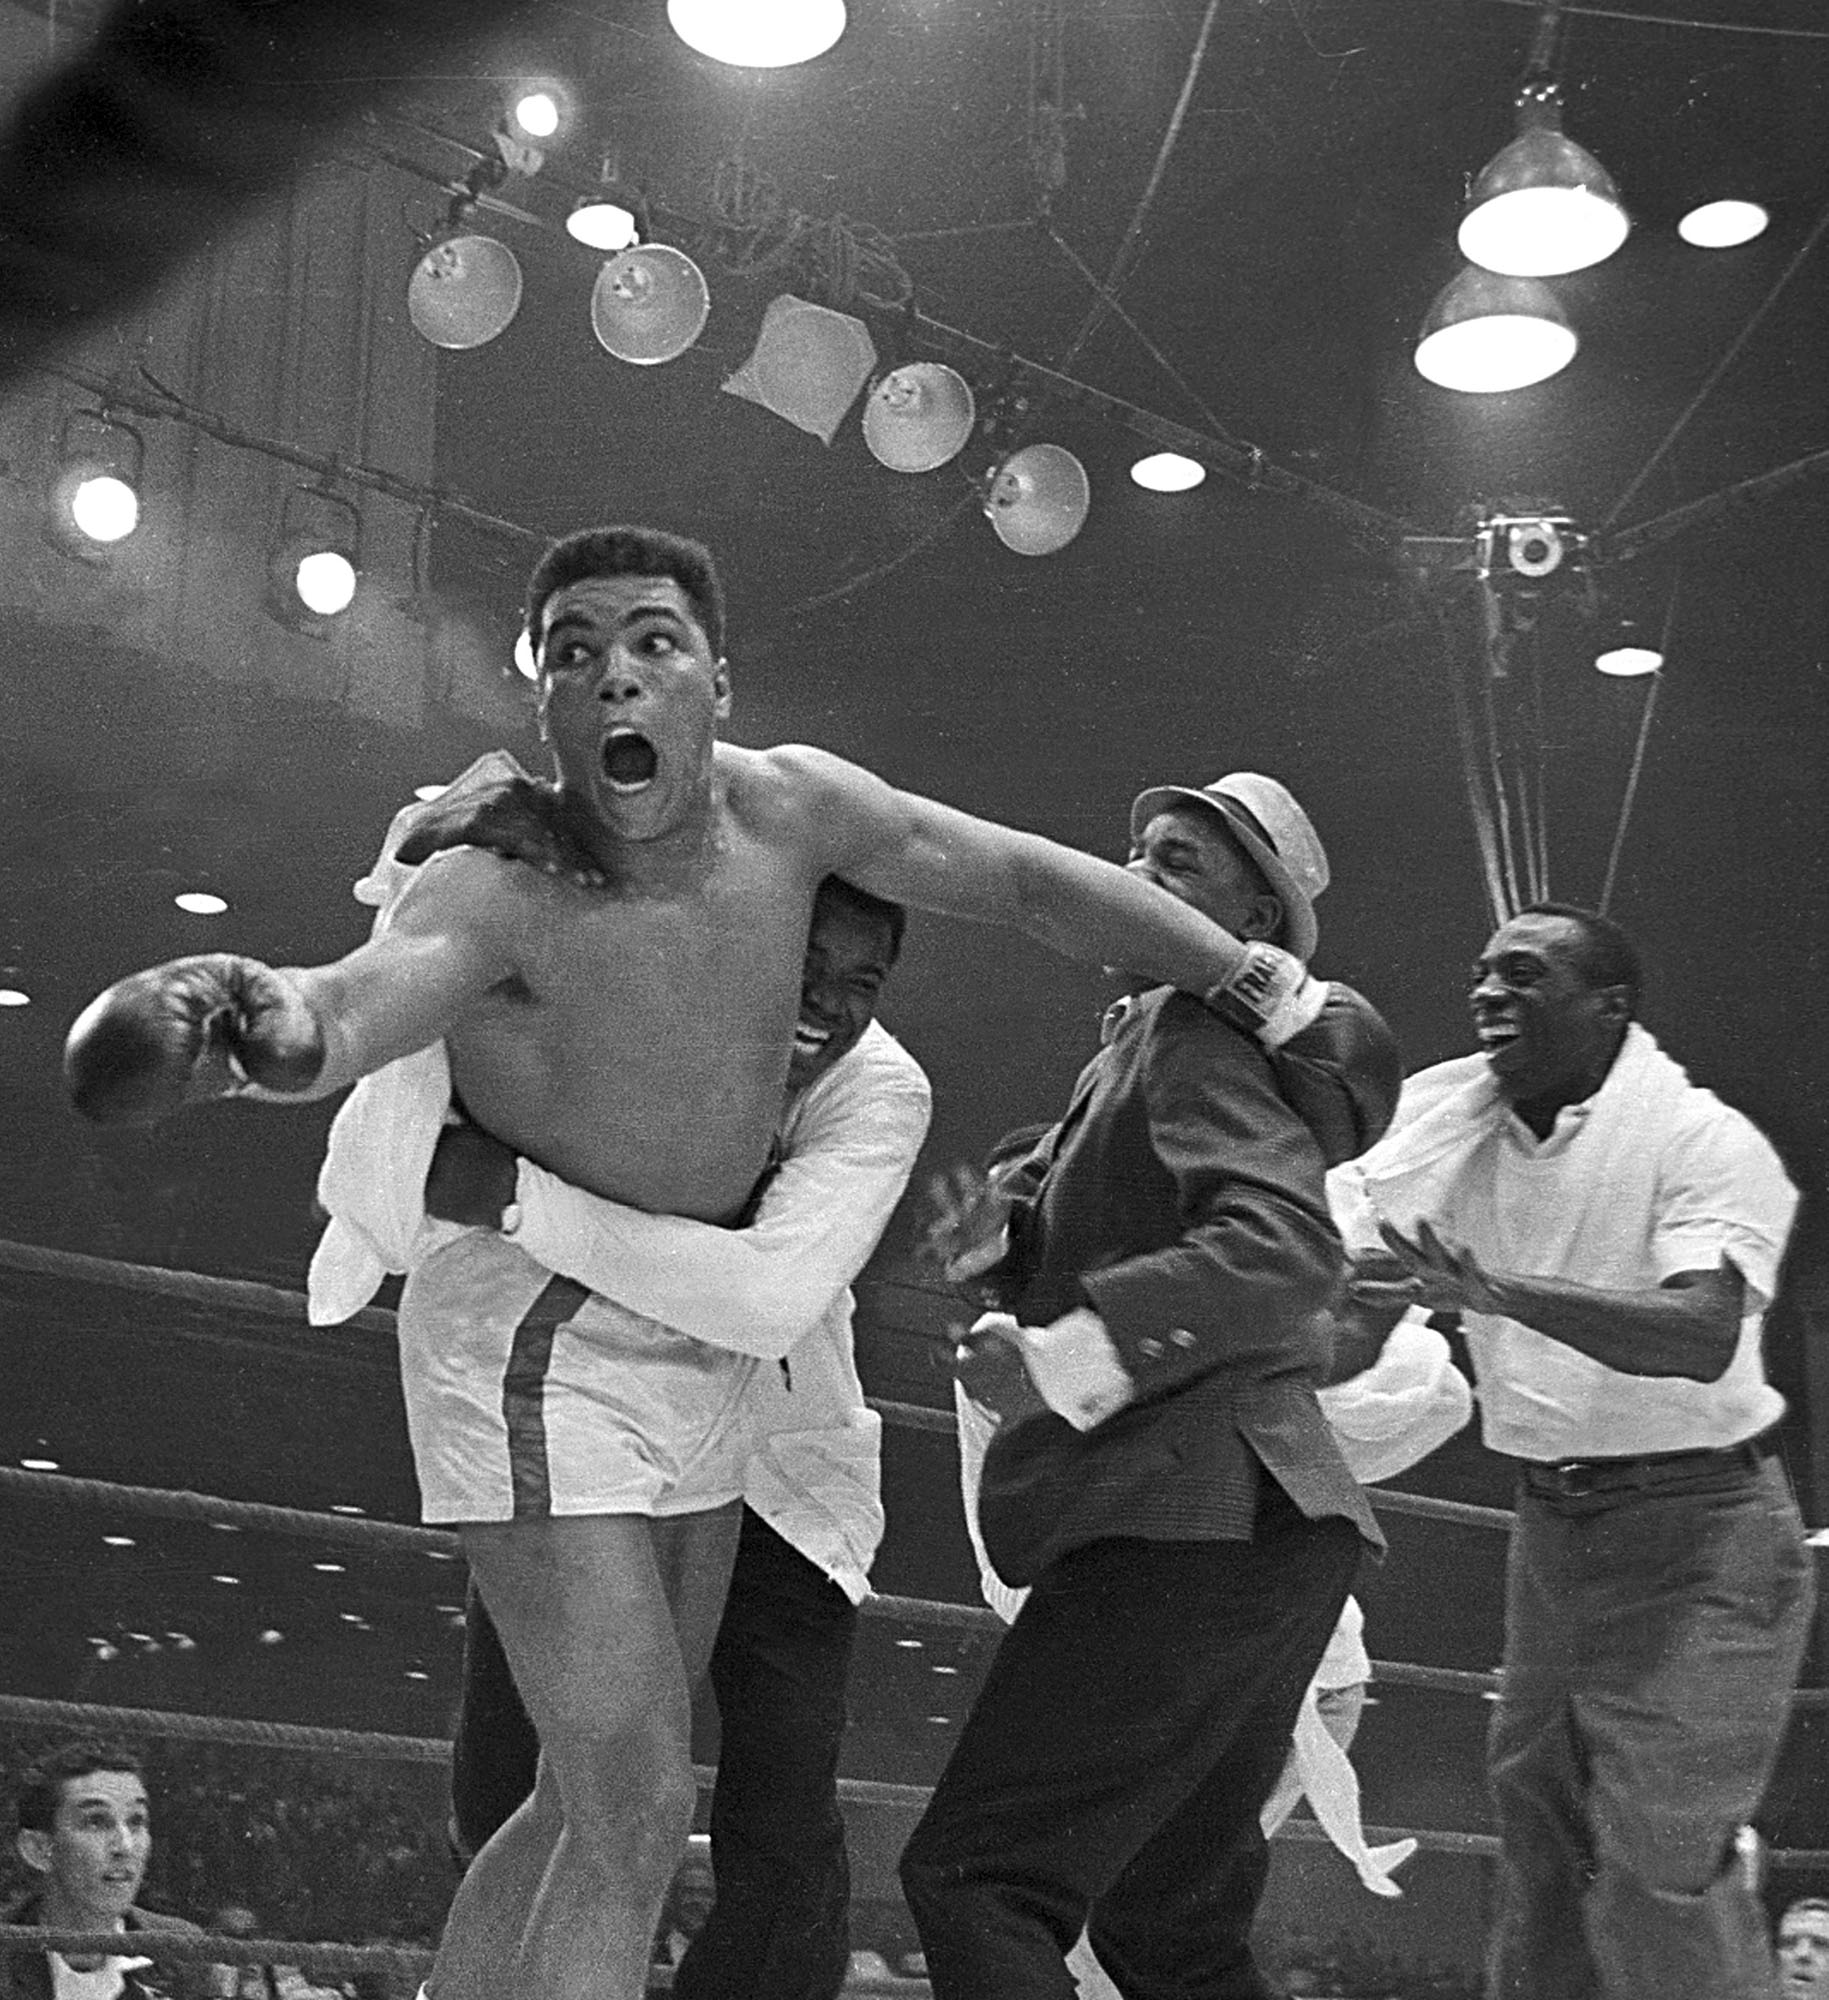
{"left": 65, "top": 954, "right": 325, "bottom": 1125}
{"left": 394, "top": 776, "right": 608, "bottom": 888}
{"left": 425, "top": 1122, "right": 519, "bottom": 1228}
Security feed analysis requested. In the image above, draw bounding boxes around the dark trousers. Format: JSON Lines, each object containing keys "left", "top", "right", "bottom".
{"left": 449, "top": 1503, "right": 859, "bottom": 2000}
{"left": 900, "top": 1486, "right": 1362, "bottom": 2000}
{"left": 1486, "top": 1456, "right": 1813, "bottom": 2000}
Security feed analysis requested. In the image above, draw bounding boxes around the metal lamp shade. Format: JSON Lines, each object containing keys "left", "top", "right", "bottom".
{"left": 1413, "top": 267, "right": 1577, "bottom": 394}
{"left": 862, "top": 363, "right": 978, "bottom": 472}
{"left": 590, "top": 245, "right": 711, "bottom": 365}
{"left": 1459, "top": 127, "right": 1629, "bottom": 277}
{"left": 985, "top": 443, "right": 1091, "bottom": 556}
{"left": 407, "top": 234, "right": 524, "bottom": 350}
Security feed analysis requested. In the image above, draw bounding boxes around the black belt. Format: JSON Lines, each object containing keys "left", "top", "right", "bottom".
{"left": 1521, "top": 1436, "right": 1772, "bottom": 1500}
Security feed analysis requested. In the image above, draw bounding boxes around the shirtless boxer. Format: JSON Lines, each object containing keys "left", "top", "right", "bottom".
{"left": 62, "top": 525, "right": 1344, "bottom": 2000}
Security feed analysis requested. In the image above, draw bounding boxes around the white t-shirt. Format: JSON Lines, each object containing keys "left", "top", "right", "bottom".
{"left": 49, "top": 1949, "right": 150, "bottom": 2000}
{"left": 1331, "top": 1027, "right": 1797, "bottom": 1459}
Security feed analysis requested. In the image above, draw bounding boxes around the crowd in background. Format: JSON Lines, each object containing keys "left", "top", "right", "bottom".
{"left": 4, "top": 1726, "right": 1819, "bottom": 1998}
{"left": 0, "top": 1725, "right": 1523, "bottom": 1995}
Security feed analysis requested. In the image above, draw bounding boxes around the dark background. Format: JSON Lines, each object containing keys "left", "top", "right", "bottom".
{"left": 0, "top": 0, "right": 1825, "bottom": 1959}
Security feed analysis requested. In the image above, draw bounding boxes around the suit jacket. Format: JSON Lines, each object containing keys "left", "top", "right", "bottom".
{"left": 0, "top": 1894, "right": 208, "bottom": 2000}
{"left": 976, "top": 986, "right": 1382, "bottom": 1586}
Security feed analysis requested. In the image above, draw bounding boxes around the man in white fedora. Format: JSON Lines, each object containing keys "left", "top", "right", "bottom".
{"left": 906, "top": 772, "right": 1401, "bottom": 2000}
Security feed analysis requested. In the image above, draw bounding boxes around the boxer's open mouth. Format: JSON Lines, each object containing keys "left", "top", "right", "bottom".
{"left": 601, "top": 730, "right": 658, "bottom": 791}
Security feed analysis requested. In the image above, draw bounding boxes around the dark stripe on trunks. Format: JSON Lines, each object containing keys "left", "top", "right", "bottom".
{"left": 501, "top": 1276, "right": 591, "bottom": 1517}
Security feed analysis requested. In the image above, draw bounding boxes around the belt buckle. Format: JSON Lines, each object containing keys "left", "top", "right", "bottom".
{"left": 1544, "top": 1458, "right": 1602, "bottom": 1498}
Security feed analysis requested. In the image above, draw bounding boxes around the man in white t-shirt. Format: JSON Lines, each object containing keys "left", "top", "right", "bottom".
{"left": 1329, "top": 902, "right": 1812, "bottom": 2000}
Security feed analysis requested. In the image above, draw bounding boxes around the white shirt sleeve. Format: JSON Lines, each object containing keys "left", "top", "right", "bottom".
{"left": 505, "top": 1023, "right": 932, "bottom": 1358}
{"left": 1649, "top": 1102, "right": 1799, "bottom": 1310}
{"left": 1017, "top": 1305, "right": 1135, "bottom": 1430}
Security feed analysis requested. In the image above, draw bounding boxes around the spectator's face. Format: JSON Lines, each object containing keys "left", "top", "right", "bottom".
{"left": 17, "top": 1769, "right": 150, "bottom": 1923}
{"left": 1780, "top": 1908, "right": 1829, "bottom": 1997}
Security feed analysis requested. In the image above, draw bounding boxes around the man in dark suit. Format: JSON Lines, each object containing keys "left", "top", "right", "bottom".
{"left": 901, "top": 773, "right": 1394, "bottom": 2000}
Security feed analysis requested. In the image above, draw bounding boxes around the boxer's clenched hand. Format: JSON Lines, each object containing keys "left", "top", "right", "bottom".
{"left": 65, "top": 954, "right": 325, "bottom": 1125}
{"left": 396, "top": 775, "right": 609, "bottom": 888}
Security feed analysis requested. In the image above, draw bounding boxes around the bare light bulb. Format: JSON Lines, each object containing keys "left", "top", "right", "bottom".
{"left": 295, "top": 549, "right": 357, "bottom": 616}
{"left": 70, "top": 474, "right": 138, "bottom": 542}
{"left": 1130, "top": 452, "right": 1205, "bottom": 493}
{"left": 1677, "top": 200, "right": 1768, "bottom": 250}
{"left": 668, "top": 0, "right": 846, "bottom": 67}
{"left": 513, "top": 92, "right": 560, "bottom": 139}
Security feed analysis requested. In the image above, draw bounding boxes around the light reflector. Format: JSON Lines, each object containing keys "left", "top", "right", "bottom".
{"left": 70, "top": 474, "right": 139, "bottom": 542}
{"left": 862, "top": 363, "right": 978, "bottom": 473}
{"left": 985, "top": 444, "right": 1091, "bottom": 556}
{"left": 1130, "top": 452, "right": 1205, "bottom": 493}
{"left": 1677, "top": 200, "right": 1768, "bottom": 250}
{"left": 1460, "top": 126, "right": 1629, "bottom": 277}
{"left": 591, "top": 245, "right": 711, "bottom": 364}
{"left": 1414, "top": 268, "right": 1577, "bottom": 394}
{"left": 668, "top": 0, "right": 846, "bottom": 67}
{"left": 408, "top": 233, "right": 524, "bottom": 351}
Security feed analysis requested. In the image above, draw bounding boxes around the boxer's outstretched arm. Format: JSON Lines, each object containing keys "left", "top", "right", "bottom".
{"left": 769, "top": 745, "right": 1255, "bottom": 997}
{"left": 67, "top": 848, "right": 519, "bottom": 1122}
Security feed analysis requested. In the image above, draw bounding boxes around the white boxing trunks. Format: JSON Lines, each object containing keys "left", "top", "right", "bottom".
{"left": 397, "top": 1230, "right": 758, "bottom": 1524}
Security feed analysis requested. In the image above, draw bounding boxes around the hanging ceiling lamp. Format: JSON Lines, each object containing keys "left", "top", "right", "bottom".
{"left": 408, "top": 231, "right": 522, "bottom": 349}
{"left": 667, "top": 0, "right": 846, "bottom": 68}
{"left": 1595, "top": 637, "right": 1663, "bottom": 677}
{"left": 590, "top": 244, "right": 711, "bottom": 364}
{"left": 1130, "top": 452, "right": 1205, "bottom": 493}
{"left": 407, "top": 152, "right": 526, "bottom": 351}
{"left": 1594, "top": 614, "right": 1664, "bottom": 676}
{"left": 1677, "top": 199, "right": 1768, "bottom": 250}
{"left": 1458, "top": 5, "right": 1628, "bottom": 278}
{"left": 51, "top": 410, "right": 144, "bottom": 549}
{"left": 568, "top": 158, "right": 643, "bottom": 253}
{"left": 862, "top": 363, "right": 978, "bottom": 473}
{"left": 1413, "top": 266, "right": 1577, "bottom": 394}
{"left": 568, "top": 196, "right": 640, "bottom": 253}
{"left": 984, "top": 444, "right": 1091, "bottom": 556}
{"left": 266, "top": 486, "right": 361, "bottom": 635}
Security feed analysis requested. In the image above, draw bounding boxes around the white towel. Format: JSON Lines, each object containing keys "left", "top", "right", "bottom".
{"left": 305, "top": 752, "right": 531, "bottom": 1325}
{"left": 1320, "top": 1314, "right": 1473, "bottom": 1486}
{"left": 1284, "top": 1681, "right": 1417, "bottom": 1895}
{"left": 1329, "top": 1022, "right": 1691, "bottom": 1272}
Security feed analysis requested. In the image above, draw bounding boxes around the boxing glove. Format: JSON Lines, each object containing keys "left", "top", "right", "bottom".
{"left": 65, "top": 953, "right": 326, "bottom": 1125}
{"left": 395, "top": 774, "right": 607, "bottom": 887}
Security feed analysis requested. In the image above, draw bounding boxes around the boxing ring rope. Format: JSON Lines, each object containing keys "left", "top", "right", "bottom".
{"left": 7, "top": 1233, "right": 1829, "bottom": 1994}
